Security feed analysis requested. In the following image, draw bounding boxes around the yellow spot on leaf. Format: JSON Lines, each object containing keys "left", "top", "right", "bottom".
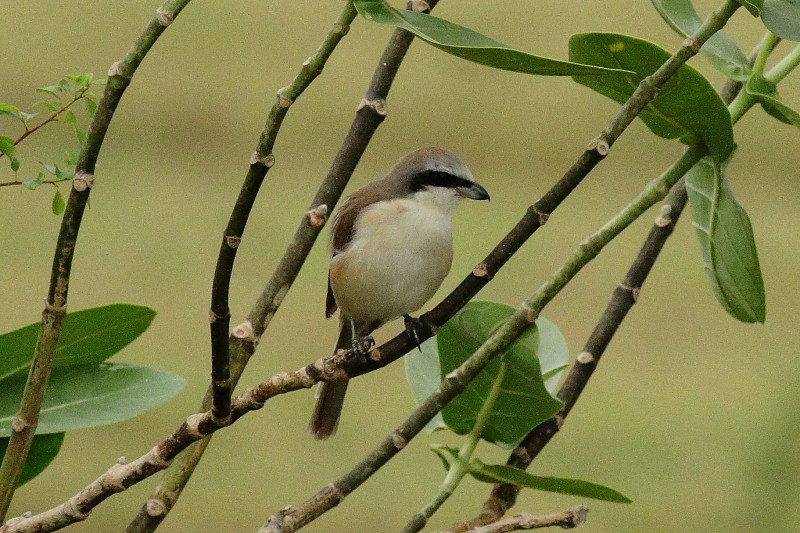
{"left": 609, "top": 42, "right": 625, "bottom": 53}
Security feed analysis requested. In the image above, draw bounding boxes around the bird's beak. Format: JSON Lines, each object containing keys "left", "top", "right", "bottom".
{"left": 457, "top": 181, "right": 490, "bottom": 201}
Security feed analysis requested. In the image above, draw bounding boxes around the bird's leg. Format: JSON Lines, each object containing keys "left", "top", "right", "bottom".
{"left": 349, "top": 318, "right": 375, "bottom": 363}
{"left": 403, "top": 314, "right": 425, "bottom": 352}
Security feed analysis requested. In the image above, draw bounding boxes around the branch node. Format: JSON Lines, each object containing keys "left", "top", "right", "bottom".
{"left": 587, "top": 137, "right": 610, "bottom": 156}
{"left": 155, "top": 7, "right": 173, "bottom": 27}
{"left": 333, "top": 21, "right": 351, "bottom": 36}
{"left": 73, "top": 171, "right": 94, "bottom": 191}
{"left": 100, "top": 465, "right": 128, "bottom": 493}
{"left": 225, "top": 234, "right": 242, "bottom": 249}
{"left": 357, "top": 97, "right": 387, "bottom": 116}
{"left": 324, "top": 483, "right": 345, "bottom": 504}
{"left": 43, "top": 298, "right": 67, "bottom": 314}
{"left": 368, "top": 346, "right": 382, "bottom": 361}
{"left": 306, "top": 204, "right": 329, "bottom": 228}
{"left": 117, "top": 456, "right": 127, "bottom": 465}
{"left": 250, "top": 151, "right": 276, "bottom": 168}
{"left": 10, "top": 415, "right": 28, "bottom": 433}
{"left": 511, "top": 446, "right": 532, "bottom": 463}
{"left": 62, "top": 499, "right": 89, "bottom": 521}
{"left": 148, "top": 445, "right": 173, "bottom": 469}
{"left": 232, "top": 320, "right": 255, "bottom": 340}
{"left": 472, "top": 262, "right": 490, "bottom": 279}
{"left": 618, "top": 283, "right": 640, "bottom": 302}
{"left": 146, "top": 497, "right": 167, "bottom": 517}
{"left": 411, "top": 0, "right": 431, "bottom": 12}
{"left": 185, "top": 413, "right": 205, "bottom": 439}
{"left": 682, "top": 36, "right": 701, "bottom": 54}
{"left": 277, "top": 87, "right": 294, "bottom": 109}
{"left": 521, "top": 302, "right": 539, "bottom": 324}
{"left": 108, "top": 60, "right": 124, "bottom": 77}
{"left": 576, "top": 351, "right": 595, "bottom": 365}
{"left": 654, "top": 204, "right": 673, "bottom": 227}
{"left": 208, "top": 309, "right": 223, "bottom": 323}
{"left": 391, "top": 431, "right": 407, "bottom": 450}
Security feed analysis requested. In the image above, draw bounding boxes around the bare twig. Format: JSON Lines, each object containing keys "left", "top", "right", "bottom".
{"left": 458, "top": 506, "right": 589, "bottom": 532}
{"left": 0, "top": 0, "right": 192, "bottom": 520}
{"left": 127, "top": 1, "right": 440, "bottom": 531}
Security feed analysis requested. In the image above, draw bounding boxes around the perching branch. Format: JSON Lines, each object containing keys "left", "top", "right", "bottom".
{"left": 0, "top": 0, "right": 193, "bottom": 521}
{"left": 127, "top": 1, "right": 440, "bottom": 531}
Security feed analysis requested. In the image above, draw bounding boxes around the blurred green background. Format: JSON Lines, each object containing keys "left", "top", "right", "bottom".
{"left": 2, "top": 1, "right": 799, "bottom": 531}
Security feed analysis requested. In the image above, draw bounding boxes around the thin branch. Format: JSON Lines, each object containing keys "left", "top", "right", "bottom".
{"left": 0, "top": 0, "right": 192, "bottom": 521}
{"left": 457, "top": 506, "right": 589, "bottom": 533}
{"left": 127, "top": 1, "right": 440, "bottom": 531}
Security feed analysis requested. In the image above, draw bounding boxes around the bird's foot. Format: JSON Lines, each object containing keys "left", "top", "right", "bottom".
{"left": 403, "top": 314, "right": 425, "bottom": 352}
{"left": 350, "top": 335, "right": 375, "bottom": 363}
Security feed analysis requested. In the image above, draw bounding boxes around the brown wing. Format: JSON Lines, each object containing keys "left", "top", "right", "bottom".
{"left": 324, "top": 178, "right": 401, "bottom": 318}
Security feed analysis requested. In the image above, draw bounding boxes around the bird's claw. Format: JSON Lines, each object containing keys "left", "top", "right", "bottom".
{"left": 350, "top": 335, "right": 375, "bottom": 363}
{"left": 403, "top": 314, "right": 424, "bottom": 352}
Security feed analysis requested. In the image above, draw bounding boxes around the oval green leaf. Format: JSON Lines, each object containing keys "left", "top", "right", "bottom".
{"left": 650, "top": 0, "right": 751, "bottom": 79}
{"left": 51, "top": 188, "right": 65, "bottom": 215}
{"left": 685, "top": 157, "right": 766, "bottom": 323}
{"left": 569, "top": 33, "right": 735, "bottom": 162}
{"left": 0, "top": 363, "right": 185, "bottom": 436}
{"left": 415, "top": 301, "right": 566, "bottom": 448}
{"left": 468, "top": 459, "right": 632, "bottom": 503}
{"left": 0, "top": 304, "right": 156, "bottom": 381}
{"left": 353, "top": 0, "right": 631, "bottom": 77}
{"left": 0, "top": 433, "right": 64, "bottom": 487}
{"left": 762, "top": 0, "right": 800, "bottom": 40}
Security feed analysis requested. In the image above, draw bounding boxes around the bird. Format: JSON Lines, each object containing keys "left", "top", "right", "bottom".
{"left": 308, "top": 147, "right": 490, "bottom": 439}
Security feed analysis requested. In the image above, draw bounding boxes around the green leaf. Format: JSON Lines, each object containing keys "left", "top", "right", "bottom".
{"left": 32, "top": 100, "right": 61, "bottom": 112}
{"left": 62, "top": 109, "right": 76, "bottom": 126}
{"left": 685, "top": 157, "right": 766, "bottom": 323}
{"left": 84, "top": 96, "right": 97, "bottom": 116}
{"left": 650, "top": 0, "right": 751, "bottom": 79}
{"left": 405, "top": 337, "right": 448, "bottom": 432}
{"left": 36, "top": 85, "right": 61, "bottom": 96}
{"left": 0, "top": 433, "right": 64, "bottom": 487}
{"left": 0, "top": 363, "right": 185, "bottom": 436}
{"left": 74, "top": 127, "right": 86, "bottom": 145}
{"left": 746, "top": 75, "right": 800, "bottom": 127}
{"left": 468, "top": 460, "right": 632, "bottom": 503}
{"left": 51, "top": 188, "right": 65, "bottom": 215}
{"left": 738, "top": 0, "right": 764, "bottom": 16}
{"left": 763, "top": 1, "right": 800, "bottom": 41}
{"left": 0, "top": 135, "right": 14, "bottom": 155}
{"left": 569, "top": 33, "right": 735, "bottom": 162}
{"left": 22, "top": 174, "right": 45, "bottom": 190}
{"left": 430, "top": 443, "right": 461, "bottom": 471}
{"left": 353, "top": 0, "right": 631, "bottom": 77}
{"left": 429, "top": 301, "right": 564, "bottom": 447}
{"left": 0, "top": 103, "right": 22, "bottom": 119}
{"left": 64, "top": 149, "right": 79, "bottom": 166}
{"left": 0, "top": 304, "right": 157, "bottom": 381}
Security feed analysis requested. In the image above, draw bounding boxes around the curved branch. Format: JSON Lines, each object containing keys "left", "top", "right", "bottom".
{"left": 0, "top": 0, "right": 193, "bottom": 520}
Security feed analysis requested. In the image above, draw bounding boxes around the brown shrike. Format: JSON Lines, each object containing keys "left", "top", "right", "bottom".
{"left": 308, "top": 147, "right": 490, "bottom": 439}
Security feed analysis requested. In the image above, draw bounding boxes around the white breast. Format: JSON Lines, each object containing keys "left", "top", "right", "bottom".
{"left": 329, "top": 195, "right": 455, "bottom": 326}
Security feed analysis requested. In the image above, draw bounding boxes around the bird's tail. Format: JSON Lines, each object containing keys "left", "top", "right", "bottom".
{"left": 308, "top": 321, "right": 353, "bottom": 440}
